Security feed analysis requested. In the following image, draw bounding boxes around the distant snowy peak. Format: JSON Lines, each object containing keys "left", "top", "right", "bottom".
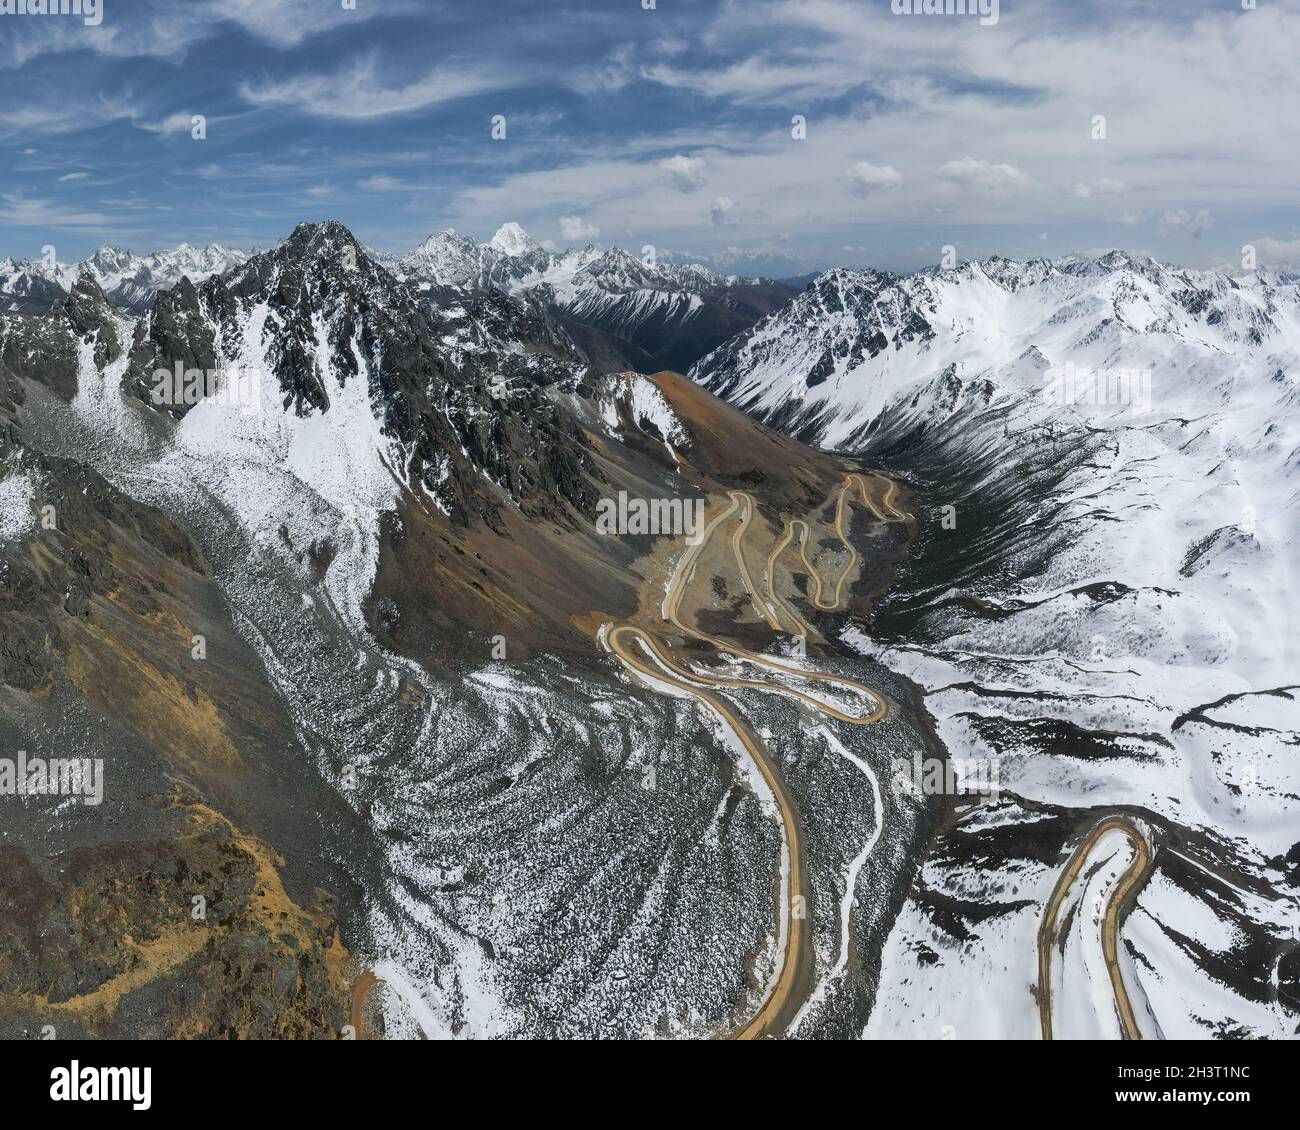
{"left": 393, "top": 226, "right": 782, "bottom": 299}
{"left": 488, "top": 221, "right": 543, "bottom": 257}
{"left": 581, "top": 246, "right": 651, "bottom": 288}
{"left": 578, "top": 247, "right": 736, "bottom": 294}
{"left": 90, "top": 241, "right": 252, "bottom": 312}
{"left": 405, "top": 229, "right": 483, "bottom": 283}
{"left": 0, "top": 240, "right": 250, "bottom": 314}
{"left": 80, "top": 241, "right": 250, "bottom": 290}
{"left": 0, "top": 257, "right": 72, "bottom": 313}
{"left": 83, "top": 244, "right": 140, "bottom": 279}
{"left": 389, "top": 226, "right": 584, "bottom": 293}
{"left": 662, "top": 246, "right": 815, "bottom": 281}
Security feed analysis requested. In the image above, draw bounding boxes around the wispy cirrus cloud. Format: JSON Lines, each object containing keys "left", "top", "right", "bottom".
{"left": 0, "top": 0, "right": 1297, "bottom": 269}
{"left": 0, "top": 0, "right": 407, "bottom": 67}
{"left": 357, "top": 175, "right": 420, "bottom": 192}
{"left": 240, "top": 56, "right": 528, "bottom": 120}
{"left": 209, "top": 0, "right": 408, "bottom": 49}
{"left": 0, "top": 192, "right": 111, "bottom": 229}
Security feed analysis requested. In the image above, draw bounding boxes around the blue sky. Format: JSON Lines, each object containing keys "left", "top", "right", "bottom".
{"left": 1, "top": 0, "right": 1297, "bottom": 273}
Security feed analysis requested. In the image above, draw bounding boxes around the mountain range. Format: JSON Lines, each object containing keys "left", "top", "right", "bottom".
{"left": 0, "top": 220, "right": 1294, "bottom": 1040}
{"left": 5, "top": 223, "right": 799, "bottom": 375}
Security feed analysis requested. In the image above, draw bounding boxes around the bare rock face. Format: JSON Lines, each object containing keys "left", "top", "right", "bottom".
{"left": 122, "top": 221, "right": 603, "bottom": 529}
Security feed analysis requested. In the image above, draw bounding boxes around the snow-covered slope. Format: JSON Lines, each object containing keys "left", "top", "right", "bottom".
{"left": 694, "top": 252, "right": 1300, "bottom": 1039}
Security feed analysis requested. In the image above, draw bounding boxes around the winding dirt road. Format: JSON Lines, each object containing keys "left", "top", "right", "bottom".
{"left": 1036, "top": 815, "right": 1154, "bottom": 1040}
{"left": 603, "top": 472, "right": 907, "bottom": 1038}
{"left": 350, "top": 969, "right": 379, "bottom": 1039}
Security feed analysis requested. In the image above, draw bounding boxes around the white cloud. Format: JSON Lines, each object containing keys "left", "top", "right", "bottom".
{"left": 206, "top": 0, "right": 397, "bottom": 48}
{"left": 569, "top": 44, "right": 638, "bottom": 97}
{"left": 138, "top": 111, "right": 201, "bottom": 136}
{"left": 241, "top": 57, "right": 524, "bottom": 120}
{"left": 1158, "top": 208, "right": 1214, "bottom": 239}
{"left": 937, "top": 157, "right": 1025, "bottom": 190}
{"left": 1248, "top": 236, "right": 1300, "bottom": 270}
{"left": 847, "top": 161, "right": 903, "bottom": 196}
{"left": 643, "top": 55, "right": 858, "bottom": 106}
{"left": 0, "top": 101, "right": 142, "bottom": 140}
{"left": 659, "top": 154, "right": 708, "bottom": 192}
{"left": 1, "top": 0, "right": 406, "bottom": 67}
{"left": 357, "top": 175, "right": 408, "bottom": 192}
{"left": 1071, "top": 177, "right": 1127, "bottom": 198}
{"left": 559, "top": 215, "right": 600, "bottom": 241}
{"left": 710, "top": 196, "right": 737, "bottom": 227}
{"left": 592, "top": 0, "right": 1297, "bottom": 258}
{"left": 223, "top": 0, "right": 1295, "bottom": 268}
{"left": 0, "top": 193, "right": 110, "bottom": 229}
{"left": 2, "top": 0, "right": 1297, "bottom": 275}
{"left": 56, "top": 172, "right": 90, "bottom": 183}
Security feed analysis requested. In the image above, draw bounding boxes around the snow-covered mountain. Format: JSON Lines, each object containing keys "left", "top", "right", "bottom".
{"left": 383, "top": 223, "right": 798, "bottom": 374}
{"left": 3, "top": 221, "right": 794, "bottom": 376}
{"left": 83, "top": 242, "right": 251, "bottom": 312}
{"left": 0, "top": 241, "right": 250, "bottom": 315}
{"left": 0, "top": 256, "right": 72, "bottom": 314}
{"left": 693, "top": 251, "right": 1300, "bottom": 1038}
{"left": 375, "top": 223, "right": 594, "bottom": 293}
{"left": 3, "top": 220, "right": 936, "bottom": 1039}
{"left": 692, "top": 252, "right": 1296, "bottom": 444}
{"left": 662, "top": 245, "right": 819, "bottom": 280}
{"left": 119, "top": 221, "right": 598, "bottom": 527}
{"left": 4, "top": 222, "right": 1294, "bottom": 1040}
